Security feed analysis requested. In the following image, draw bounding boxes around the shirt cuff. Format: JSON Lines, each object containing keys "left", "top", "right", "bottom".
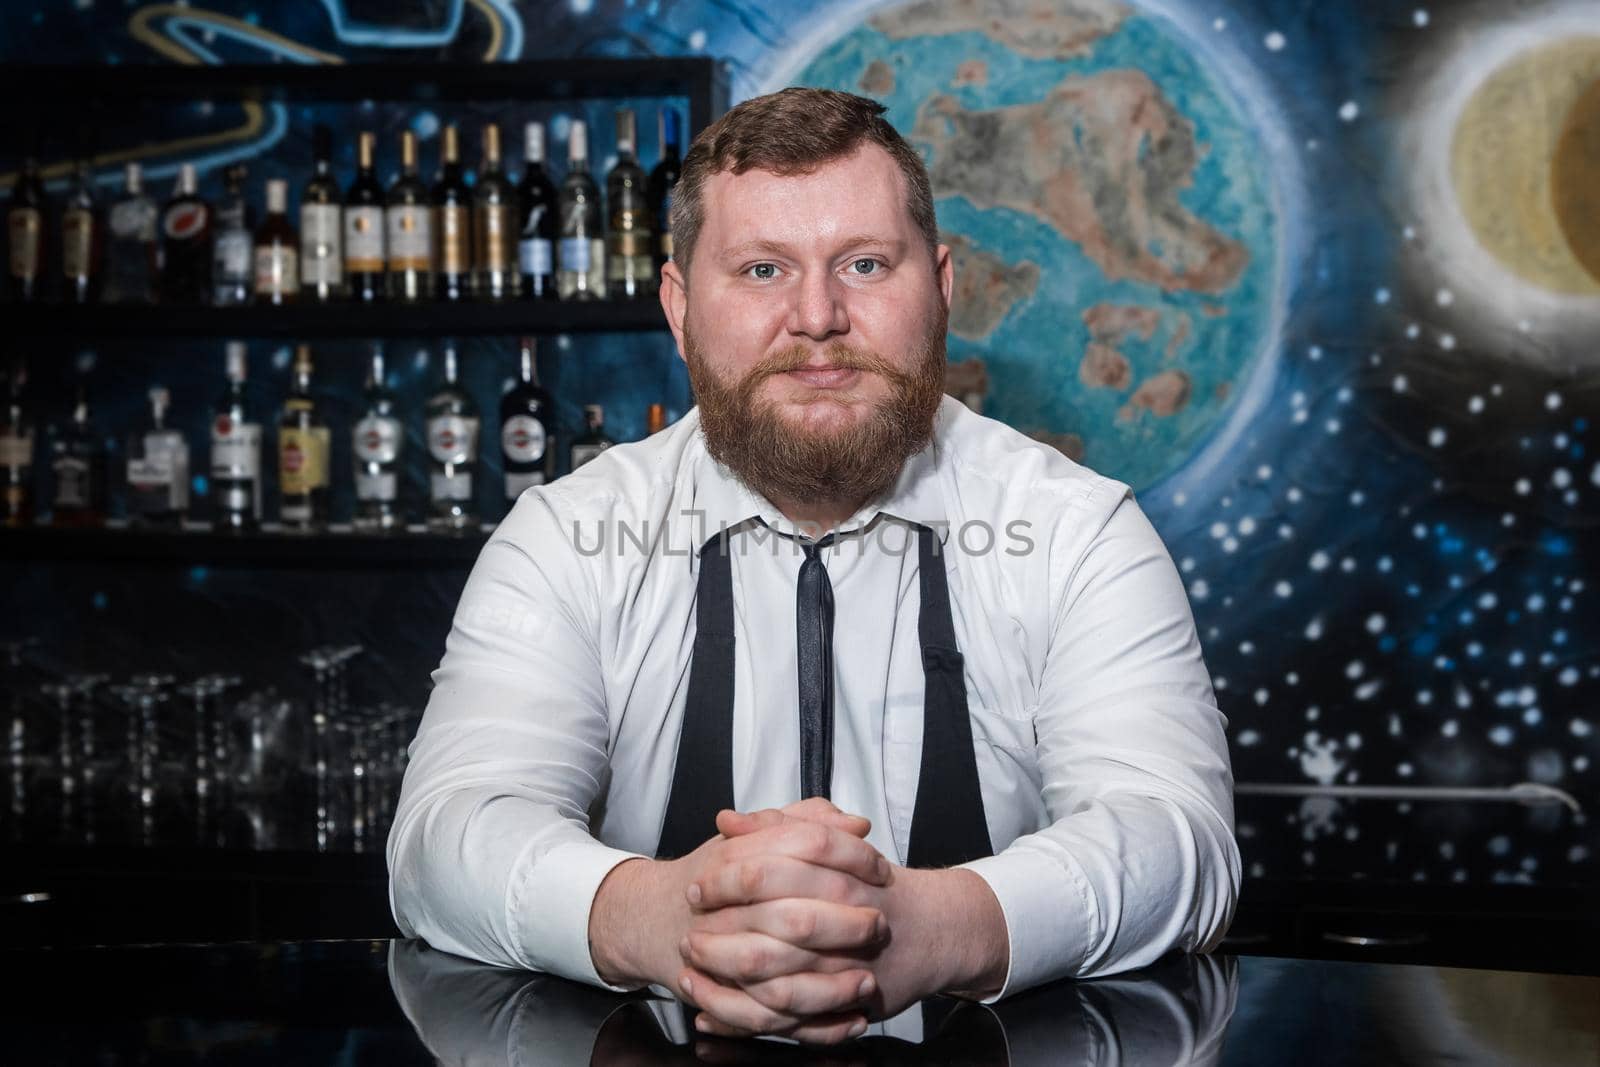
{"left": 507, "top": 838, "right": 646, "bottom": 992}
{"left": 957, "top": 845, "right": 1101, "bottom": 1002}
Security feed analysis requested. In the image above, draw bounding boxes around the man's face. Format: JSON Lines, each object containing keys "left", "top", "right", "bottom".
{"left": 660, "top": 143, "right": 954, "bottom": 508}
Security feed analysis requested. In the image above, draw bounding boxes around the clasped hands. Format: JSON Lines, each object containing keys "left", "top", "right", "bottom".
{"left": 594, "top": 797, "right": 990, "bottom": 1046}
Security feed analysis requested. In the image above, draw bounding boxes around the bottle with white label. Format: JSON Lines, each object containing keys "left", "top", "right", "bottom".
{"left": 212, "top": 163, "right": 253, "bottom": 306}
{"left": 278, "top": 344, "right": 330, "bottom": 532}
{"left": 425, "top": 343, "right": 479, "bottom": 532}
{"left": 211, "top": 341, "right": 262, "bottom": 533}
{"left": 517, "top": 122, "right": 558, "bottom": 300}
{"left": 386, "top": 129, "right": 433, "bottom": 303}
{"left": 606, "top": 108, "right": 656, "bottom": 299}
{"left": 353, "top": 345, "right": 404, "bottom": 532}
{"left": 500, "top": 336, "right": 556, "bottom": 508}
{"left": 300, "top": 125, "right": 343, "bottom": 301}
{"left": 104, "top": 163, "right": 159, "bottom": 305}
{"left": 253, "top": 179, "right": 299, "bottom": 305}
{"left": 557, "top": 120, "right": 605, "bottom": 301}
{"left": 344, "top": 130, "right": 385, "bottom": 303}
{"left": 51, "top": 383, "right": 105, "bottom": 528}
{"left": 126, "top": 386, "right": 189, "bottom": 529}
{"left": 569, "top": 404, "right": 615, "bottom": 471}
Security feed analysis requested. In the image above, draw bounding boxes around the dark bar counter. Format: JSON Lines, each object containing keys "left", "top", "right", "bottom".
{"left": 3, "top": 938, "right": 1596, "bottom": 1064}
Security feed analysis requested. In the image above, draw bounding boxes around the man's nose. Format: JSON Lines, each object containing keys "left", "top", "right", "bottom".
{"left": 785, "top": 269, "right": 850, "bottom": 341}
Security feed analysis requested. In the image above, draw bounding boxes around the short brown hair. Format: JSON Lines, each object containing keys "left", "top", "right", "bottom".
{"left": 669, "top": 87, "right": 939, "bottom": 278}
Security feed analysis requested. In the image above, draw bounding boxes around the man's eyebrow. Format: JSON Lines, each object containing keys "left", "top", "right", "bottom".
{"left": 718, "top": 234, "right": 908, "bottom": 261}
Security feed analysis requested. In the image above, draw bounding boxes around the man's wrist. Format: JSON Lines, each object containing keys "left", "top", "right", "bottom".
{"left": 897, "top": 866, "right": 1010, "bottom": 1000}
{"left": 589, "top": 856, "right": 679, "bottom": 988}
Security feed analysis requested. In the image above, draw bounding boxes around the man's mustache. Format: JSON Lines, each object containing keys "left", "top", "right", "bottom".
{"left": 742, "top": 344, "right": 904, "bottom": 385}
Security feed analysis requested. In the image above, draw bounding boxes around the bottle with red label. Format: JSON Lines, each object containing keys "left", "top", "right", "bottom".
{"left": 6, "top": 155, "right": 50, "bottom": 303}
{"left": 211, "top": 341, "right": 262, "bottom": 533}
{"left": 353, "top": 344, "right": 403, "bottom": 532}
{"left": 500, "top": 336, "right": 555, "bottom": 508}
{"left": 425, "top": 342, "right": 479, "bottom": 532}
{"left": 278, "top": 343, "right": 330, "bottom": 532}
{"left": 160, "top": 163, "right": 213, "bottom": 304}
{"left": 62, "top": 159, "right": 103, "bottom": 305}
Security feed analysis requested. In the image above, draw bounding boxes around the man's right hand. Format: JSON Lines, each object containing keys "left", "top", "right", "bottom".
{"left": 587, "top": 799, "right": 890, "bottom": 1043}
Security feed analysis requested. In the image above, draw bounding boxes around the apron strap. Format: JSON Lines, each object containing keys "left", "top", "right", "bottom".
{"left": 655, "top": 529, "right": 737, "bottom": 859}
{"left": 906, "top": 524, "right": 993, "bottom": 868}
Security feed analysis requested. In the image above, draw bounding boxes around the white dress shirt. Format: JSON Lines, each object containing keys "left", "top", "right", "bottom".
{"left": 387, "top": 393, "right": 1240, "bottom": 1006}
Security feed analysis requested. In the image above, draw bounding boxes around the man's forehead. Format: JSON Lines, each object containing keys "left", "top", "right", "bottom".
{"left": 699, "top": 144, "right": 914, "bottom": 253}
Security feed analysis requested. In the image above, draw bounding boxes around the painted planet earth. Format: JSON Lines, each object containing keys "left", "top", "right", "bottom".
{"left": 795, "top": 0, "right": 1279, "bottom": 491}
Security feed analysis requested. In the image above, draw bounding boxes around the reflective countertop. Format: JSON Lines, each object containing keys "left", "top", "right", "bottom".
{"left": 3, "top": 939, "right": 1595, "bottom": 1064}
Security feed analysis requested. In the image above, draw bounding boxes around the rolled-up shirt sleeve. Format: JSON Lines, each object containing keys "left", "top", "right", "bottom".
{"left": 959, "top": 485, "right": 1240, "bottom": 1000}
{"left": 386, "top": 485, "right": 644, "bottom": 988}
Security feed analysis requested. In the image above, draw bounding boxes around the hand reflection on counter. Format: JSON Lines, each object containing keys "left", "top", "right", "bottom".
{"left": 388, "top": 940, "right": 1238, "bottom": 1065}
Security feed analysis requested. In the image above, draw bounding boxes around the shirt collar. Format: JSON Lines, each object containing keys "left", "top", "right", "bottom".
{"left": 686, "top": 395, "right": 957, "bottom": 555}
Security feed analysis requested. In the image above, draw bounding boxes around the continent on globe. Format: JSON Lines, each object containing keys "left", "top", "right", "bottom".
{"left": 872, "top": 0, "right": 1129, "bottom": 60}
{"left": 945, "top": 356, "right": 991, "bottom": 412}
{"left": 911, "top": 73, "right": 1249, "bottom": 295}
{"left": 952, "top": 59, "right": 988, "bottom": 87}
{"left": 945, "top": 233, "right": 1040, "bottom": 339}
{"left": 860, "top": 58, "right": 895, "bottom": 97}
{"left": 1119, "top": 370, "right": 1193, "bottom": 422}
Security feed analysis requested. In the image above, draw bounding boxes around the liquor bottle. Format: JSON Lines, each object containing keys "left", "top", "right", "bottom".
{"left": 252, "top": 179, "right": 299, "bottom": 306}
{"left": 0, "top": 362, "right": 33, "bottom": 526}
{"left": 126, "top": 386, "right": 190, "bottom": 529}
{"left": 516, "top": 121, "right": 558, "bottom": 300}
{"left": 649, "top": 107, "right": 683, "bottom": 270}
{"left": 569, "top": 404, "right": 614, "bottom": 470}
{"left": 51, "top": 383, "right": 106, "bottom": 527}
{"left": 160, "top": 163, "right": 213, "bottom": 304}
{"left": 212, "top": 163, "right": 253, "bottom": 306}
{"left": 606, "top": 109, "right": 656, "bottom": 299}
{"left": 557, "top": 121, "right": 605, "bottom": 301}
{"left": 345, "top": 131, "right": 385, "bottom": 303}
{"left": 472, "top": 123, "right": 517, "bottom": 302}
{"left": 425, "top": 344, "right": 479, "bottom": 531}
{"left": 61, "top": 159, "right": 103, "bottom": 304}
{"left": 501, "top": 336, "right": 556, "bottom": 506}
{"left": 104, "top": 163, "right": 159, "bottom": 304}
{"left": 386, "top": 129, "right": 432, "bottom": 303}
{"left": 432, "top": 123, "right": 472, "bottom": 301}
{"left": 300, "top": 124, "right": 343, "bottom": 301}
{"left": 352, "top": 345, "right": 403, "bottom": 532}
{"left": 211, "top": 341, "right": 262, "bottom": 533}
{"left": 278, "top": 344, "right": 330, "bottom": 532}
{"left": 646, "top": 402, "right": 667, "bottom": 435}
{"left": 6, "top": 156, "right": 49, "bottom": 303}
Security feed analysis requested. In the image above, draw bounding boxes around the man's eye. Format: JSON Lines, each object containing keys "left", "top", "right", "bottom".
{"left": 851, "top": 258, "right": 880, "bottom": 275}
{"left": 749, "top": 263, "right": 778, "bottom": 280}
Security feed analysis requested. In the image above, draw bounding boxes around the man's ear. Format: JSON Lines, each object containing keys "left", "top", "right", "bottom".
{"left": 935, "top": 242, "right": 954, "bottom": 310}
{"left": 660, "top": 260, "right": 689, "bottom": 365}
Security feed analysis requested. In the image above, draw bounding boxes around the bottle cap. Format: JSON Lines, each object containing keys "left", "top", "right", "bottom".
{"left": 177, "top": 163, "right": 197, "bottom": 194}
{"left": 265, "top": 179, "right": 288, "bottom": 213}
{"left": 569, "top": 121, "right": 588, "bottom": 164}
{"left": 125, "top": 161, "right": 142, "bottom": 193}
{"left": 525, "top": 122, "right": 545, "bottom": 164}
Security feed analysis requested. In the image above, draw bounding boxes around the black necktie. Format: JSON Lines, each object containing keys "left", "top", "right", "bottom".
{"left": 796, "top": 533, "right": 837, "bottom": 799}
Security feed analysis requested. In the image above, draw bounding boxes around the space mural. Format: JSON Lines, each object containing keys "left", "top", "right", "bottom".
{"left": 2, "top": 0, "right": 1594, "bottom": 882}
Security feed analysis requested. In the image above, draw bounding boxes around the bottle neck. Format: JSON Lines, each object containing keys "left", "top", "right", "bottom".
{"left": 520, "top": 348, "right": 536, "bottom": 384}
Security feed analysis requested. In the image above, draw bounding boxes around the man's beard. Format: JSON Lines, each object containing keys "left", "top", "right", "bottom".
{"left": 685, "top": 309, "right": 948, "bottom": 511}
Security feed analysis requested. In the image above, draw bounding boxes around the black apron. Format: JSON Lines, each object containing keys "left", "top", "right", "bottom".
{"left": 656, "top": 522, "right": 993, "bottom": 868}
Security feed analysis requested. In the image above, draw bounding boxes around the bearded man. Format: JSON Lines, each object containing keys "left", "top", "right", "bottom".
{"left": 388, "top": 87, "right": 1238, "bottom": 1047}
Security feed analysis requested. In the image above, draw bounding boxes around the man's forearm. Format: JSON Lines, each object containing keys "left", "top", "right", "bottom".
{"left": 894, "top": 866, "right": 1010, "bottom": 1000}
{"left": 588, "top": 857, "right": 684, "bottom": 988}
